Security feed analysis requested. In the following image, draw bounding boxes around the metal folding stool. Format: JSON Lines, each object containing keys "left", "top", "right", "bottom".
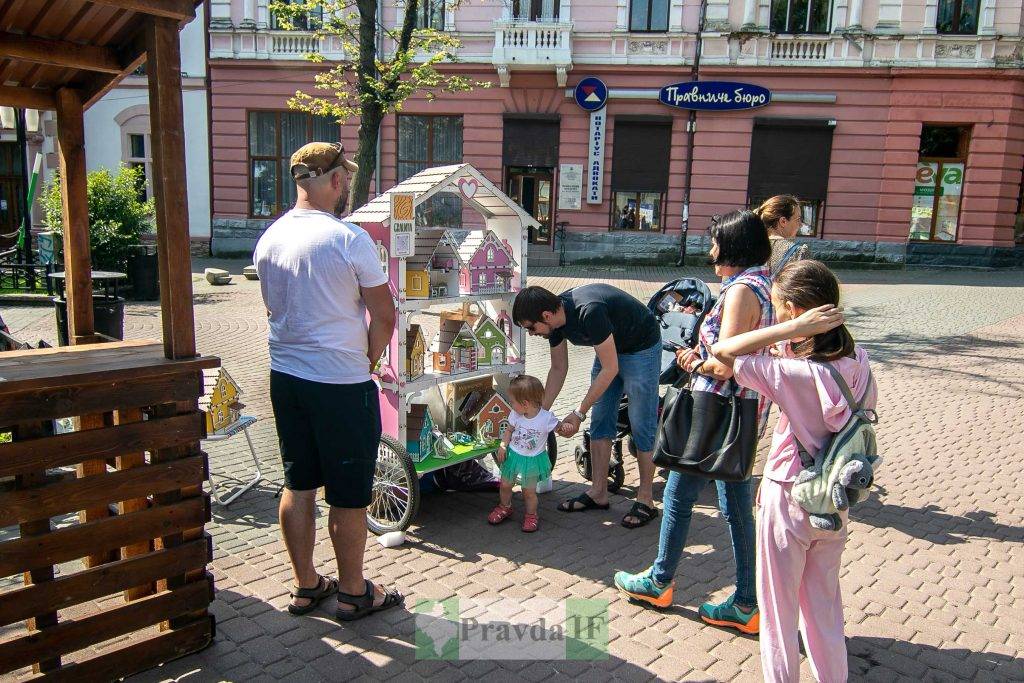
{"left": 204, "top": 415, "right": 262, "bottom": 506}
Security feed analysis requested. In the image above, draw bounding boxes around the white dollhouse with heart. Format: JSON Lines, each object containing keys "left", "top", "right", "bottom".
{"left": 348, "top": 164, "right": 538, "bottom": 534}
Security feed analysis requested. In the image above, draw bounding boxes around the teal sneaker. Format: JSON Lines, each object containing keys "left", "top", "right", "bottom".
{"left": 698, "top": 594, "right": 760, "bottom": 634}
{"left": 613, "top": 567, "right": 674, "bottom": 608}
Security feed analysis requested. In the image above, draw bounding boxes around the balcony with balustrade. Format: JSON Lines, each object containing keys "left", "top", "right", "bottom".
{"left": 491, "top": 1, "right": 573, "bottom": 87}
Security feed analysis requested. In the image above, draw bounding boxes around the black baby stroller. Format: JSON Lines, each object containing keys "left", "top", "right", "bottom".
{"left": 574, "top": 277, "right": 716, "bottom": 492}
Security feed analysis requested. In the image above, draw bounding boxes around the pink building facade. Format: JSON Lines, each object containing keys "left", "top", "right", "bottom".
{"left": 208, "top": 0, "right": 1024, "bottom": 266}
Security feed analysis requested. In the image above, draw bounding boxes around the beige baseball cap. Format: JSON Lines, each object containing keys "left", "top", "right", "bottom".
{"left": 289, "top": 141, "right": 358, "bottom": 180}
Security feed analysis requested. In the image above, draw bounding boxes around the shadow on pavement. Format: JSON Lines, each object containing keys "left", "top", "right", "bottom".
{"left": 150, "top": 587, "right": 668, "bottom": 681}
{"left": 848, "top": 636, "right": 1024, "bottom": 681}
{"left": 853, "top": 499, "right": 1024, "bottom": 545}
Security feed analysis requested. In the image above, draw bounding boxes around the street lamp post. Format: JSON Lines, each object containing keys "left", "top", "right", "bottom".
{"left": 677, "top": 0, "right": 709, "bottom": 266}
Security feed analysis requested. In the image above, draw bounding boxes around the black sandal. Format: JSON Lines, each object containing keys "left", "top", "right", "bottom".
{"left": 336, "top": 580, "right": 404, "bottom": 622}
{"left": 558, "top": 492, "right": 611, "bottom": 513}
{"left": 287, "top": 575, "right": 339, "bottom": 615}
{"left": 622, "top": 501, "right": 659, "bottom": 529}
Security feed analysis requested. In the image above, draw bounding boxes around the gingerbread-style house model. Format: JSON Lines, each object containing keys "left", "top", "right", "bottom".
{"left": 474, "top": 315, "right": 510, "bottom": 366}
{"left": 431, "top": 318, "right": 480, "bottom": 374}
{"left": 406, "top": 324, "right": 426, "bottom": 380}
{"left": 405, "top": 229, "right": 463, "bottom": 299}
{"left": 200, "top": 367, "right": 244, "bottom": 434}
{"left": 456, "top": 230, "right": 518, "bottom": 295}
{"left": 406, "top": 403, "right": 437, "bottom": 462}
{"left": 475, "top": 392, "right": 513, "bottom": 442}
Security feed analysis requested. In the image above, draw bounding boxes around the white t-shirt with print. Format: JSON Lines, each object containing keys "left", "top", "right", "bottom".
{"left": 508, "top": 409, "right": 561, "bottom": 457}
{"left": 254, "top": 208, "right": 388, "bottom": 385}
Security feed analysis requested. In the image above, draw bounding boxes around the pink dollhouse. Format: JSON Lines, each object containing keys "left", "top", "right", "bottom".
{"left": 456, "top": 230, "right": 518, "bottom": 295}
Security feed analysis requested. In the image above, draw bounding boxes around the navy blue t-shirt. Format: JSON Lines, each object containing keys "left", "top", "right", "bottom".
{"left": 548, "top": 284, "right": 659, "bottom": 354}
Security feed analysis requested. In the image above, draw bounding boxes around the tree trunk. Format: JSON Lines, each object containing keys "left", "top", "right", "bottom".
{"left": 349, "top": 0, "right": 384, "bottom": 212}
{"left": 350, "top": 108, "right": 382, "bottom": 212}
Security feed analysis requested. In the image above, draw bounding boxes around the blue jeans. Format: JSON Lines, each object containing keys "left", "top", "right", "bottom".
{"left": 590, "top": 342, "right": 661, "bottom": 452}
{"left": 652, "top": 471, "right": 757, "bottom": 608}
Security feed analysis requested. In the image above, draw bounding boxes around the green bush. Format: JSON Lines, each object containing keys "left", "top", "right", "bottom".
{"left": 41, "top": 165, "right": 154, "bottom": 271}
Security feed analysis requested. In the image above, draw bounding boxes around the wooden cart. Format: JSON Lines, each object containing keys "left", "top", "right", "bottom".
{"left": 349, "top": 164, "right": 543, "bottom": 534}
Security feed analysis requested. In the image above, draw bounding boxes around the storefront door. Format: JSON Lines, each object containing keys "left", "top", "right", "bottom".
{"left": 0, "top": 143, "right": 25, "bottom": 250}
{"left": 508, "top": 168, "right": 553, "bottom": 246}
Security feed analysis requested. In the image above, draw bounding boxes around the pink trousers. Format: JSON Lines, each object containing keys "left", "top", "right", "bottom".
{"left": 757, "top": 478, "right": 849, "bottom": 683}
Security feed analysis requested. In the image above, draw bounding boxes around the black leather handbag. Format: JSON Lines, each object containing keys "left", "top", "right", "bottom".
{"left": 652, "top": 381, "right": 759, "bottom": 482}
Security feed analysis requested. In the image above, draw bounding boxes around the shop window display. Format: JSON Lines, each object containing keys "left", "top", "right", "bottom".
{"left": 910, "top": 126, "right": 970, "bottom": 242}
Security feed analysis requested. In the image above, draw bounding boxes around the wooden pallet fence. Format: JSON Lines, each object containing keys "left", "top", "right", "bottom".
{"left": 0, "top": 341, "right": 220, "bottom": 679}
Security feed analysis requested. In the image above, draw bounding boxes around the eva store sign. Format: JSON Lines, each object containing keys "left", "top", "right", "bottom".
{"left": 658, "top": 81, "right": 772, "bottom": 111}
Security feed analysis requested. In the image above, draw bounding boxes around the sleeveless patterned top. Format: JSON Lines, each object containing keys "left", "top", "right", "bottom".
{"left": 693, "top": 265, "right": 775, "bottom": 427}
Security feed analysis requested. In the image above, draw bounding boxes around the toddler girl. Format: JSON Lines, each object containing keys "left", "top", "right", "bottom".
{"left": 708, "top": 259, "right": 875, "bottom": 682}
{"left": 487, "top": 375, "right": 560, "bottom": 533}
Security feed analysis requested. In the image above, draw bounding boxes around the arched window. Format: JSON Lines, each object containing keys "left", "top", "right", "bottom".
{"left": 486, "top": 247, "right": 495, "bottom": 262}
{"left": 115, "top": 105, "right": 152, "bottom": 202}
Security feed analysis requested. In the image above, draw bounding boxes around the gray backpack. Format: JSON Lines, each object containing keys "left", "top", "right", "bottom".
{"left": 791, "top": 362, "right": 879, "bottom": 531}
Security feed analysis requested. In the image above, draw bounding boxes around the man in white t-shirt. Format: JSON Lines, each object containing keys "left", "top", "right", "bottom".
{"left": 254, "top": 141, "right": 402, "bottom": 621}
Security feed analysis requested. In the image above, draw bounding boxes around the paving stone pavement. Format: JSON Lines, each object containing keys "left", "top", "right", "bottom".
{"left": 2, "top": 263, "right": 1023, "bottom": 682}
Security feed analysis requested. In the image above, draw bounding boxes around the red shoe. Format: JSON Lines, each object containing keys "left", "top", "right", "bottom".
{"left": 521, "top": 513, "right": 539, "bottom": 533}
{"left": 488, "top": 504, "right": 513, "bottom": 525}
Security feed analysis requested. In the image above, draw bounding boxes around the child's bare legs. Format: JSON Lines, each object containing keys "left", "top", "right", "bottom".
{"left": 499, "top": 481, "right": 515, "bottom": 508}
{"left": 522, "top": 485, "right": 538, "bottom": 515}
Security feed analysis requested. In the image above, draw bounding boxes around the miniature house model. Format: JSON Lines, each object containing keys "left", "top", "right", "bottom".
{"left": 406, "top": 324, "right": 426, "bottom": 380}
{"left": 406, "top": 403, "right": 437, "bottom": 462}
{"left": 200, "top": 368, "right": 244, "bottom": 434}
{"left": 431, "top": 318, "right": 480, "bottom": 374}
{"left": 475, "top": 392, "right": 512, "bottom": 442}
{"left": 474, "top": 315, "right": 509, "bottom": 366}
{"left": 405, "top": 229, "right": 463, "bottom": 299}
{"left": 456, "top": 230, "right": 518, "bottom": 295}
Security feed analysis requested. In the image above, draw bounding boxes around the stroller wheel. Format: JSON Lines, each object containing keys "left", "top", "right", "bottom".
{"left": 608, "top": 463, "right": 626, "bottom": 494}
{"left": 574, "top": 445, "right": 592, "bottom": 480}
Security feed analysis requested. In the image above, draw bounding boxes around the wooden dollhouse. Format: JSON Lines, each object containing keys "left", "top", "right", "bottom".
{"left": 474, "top": 314, "right": 510, "bottom": 366}
{"left": 200, "top": 367, "right": 244, "bottom": 434}
{"left": 347, "top": 163, "right": 539, "bottom": 534}
{"left": 406, "top": 229, "right": 463, "bottom": 299}
{"left": 475, "top": 392, "right": 513, "bottom": 442}
{"left": 431, "top": 318, "right": 480, "bottom": 374}
{"left": 456, "top": 230, "right": 518, "bottom": 295}
{"left": 406, "top": 403, "right": 437, "bottom": 462}
{"left": 406, "top": 324, "right": 426, "bottom": 380}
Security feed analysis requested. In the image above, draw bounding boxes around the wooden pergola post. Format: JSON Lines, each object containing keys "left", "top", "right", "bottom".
{"left": 55, "top": 87, "right": 94, "bottom": 344}
{"left": 146, "top": 15, "right": 196, "bottom": 361}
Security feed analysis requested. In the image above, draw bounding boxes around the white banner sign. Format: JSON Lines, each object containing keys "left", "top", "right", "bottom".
{"left": 586, "top": 110, "right": 606, "bottom": 204}
{"left": 557, "top": 164, "right": 583, "bottom": 210}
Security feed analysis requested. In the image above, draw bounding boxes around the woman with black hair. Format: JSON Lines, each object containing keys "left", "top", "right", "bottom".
{"left": 614, "top": 210, "right": 773, "bottom": 635}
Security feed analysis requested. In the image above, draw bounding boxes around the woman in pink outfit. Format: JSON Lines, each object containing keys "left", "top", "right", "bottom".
{"left": 708, "top": 259, "right": 876, "bottom": 683}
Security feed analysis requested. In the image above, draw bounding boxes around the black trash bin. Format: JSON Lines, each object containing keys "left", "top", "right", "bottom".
{"left": 53, "top": 294, "right": 126, "bottom": 346}
{"left": 127, "top": 245, "right": 159, "bottom": 301}
{"left": 49, "top": 271, "right": 127, "bottom": 346}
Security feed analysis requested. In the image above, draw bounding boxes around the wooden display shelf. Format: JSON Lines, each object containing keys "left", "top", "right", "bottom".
{"left": 380, "top": 362, "right": 525, "bottom": 394}
{"left": 413, "top": 442, "right": 499, "bottom": 476}
{"left": 400, "top": 290, "right": 516, "bottom": 312}
{"left": 0, "top": 340, "right": 219, "bottom": 679}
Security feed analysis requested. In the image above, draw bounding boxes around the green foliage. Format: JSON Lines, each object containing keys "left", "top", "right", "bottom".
{"left": 41, "top": 165, "right": 154, "bottom": 271}
{"left": 268, "top": 0, "right": 491, "bottom": 207}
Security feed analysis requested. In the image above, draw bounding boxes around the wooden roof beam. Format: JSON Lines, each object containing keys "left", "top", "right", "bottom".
{"left": 86, "top": 0, "right": 196, "bottom": 21}
{"left": 0, "top": 32, "right": 123, "bottom": 74}
{"left": 0, "top": 85, "right": 57, "bottom": 110}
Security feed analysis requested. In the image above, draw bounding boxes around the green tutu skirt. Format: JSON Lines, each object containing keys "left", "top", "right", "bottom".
{"left": 500, "top": 447, "right": 552, "bottom": 487}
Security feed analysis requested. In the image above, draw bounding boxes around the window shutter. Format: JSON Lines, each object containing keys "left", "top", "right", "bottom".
{"left": 502, "top": 117, "right": 560, "bottom": 168}
{"left": 748, "top": 119, "right": 834, "bottom": 202}
{"left": 611, "top": 119, "right": 672, "bottom": 193}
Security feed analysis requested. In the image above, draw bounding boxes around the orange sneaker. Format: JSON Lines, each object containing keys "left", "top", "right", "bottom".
{"left": 613, "top": 567, "right": 674, "bottom": 609}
